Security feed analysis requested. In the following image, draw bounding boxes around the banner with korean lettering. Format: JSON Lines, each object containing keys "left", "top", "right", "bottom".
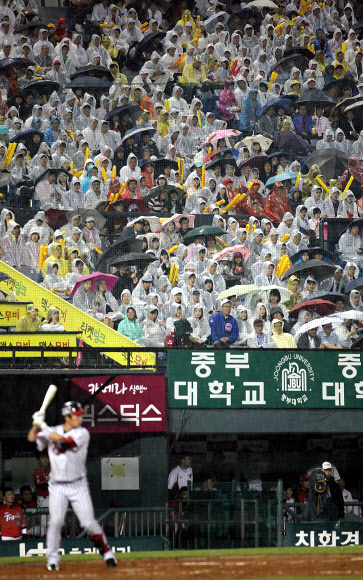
{"left": 71, "top": 375, "right": 165, "bottom": 432}
{"left": 0, "top": 332, "right": 79, "bottom": 357}
{"left": 0, "top": 262, "right": 155, "bottom": 369}
{"left": 285, "top": 522, "right": 363, "bottom": 547}
{"left": 167, "top": 350, "right": 363, "bottom": 409}
{"left": 0, "top": 301, "right": 30, "bottom": 326}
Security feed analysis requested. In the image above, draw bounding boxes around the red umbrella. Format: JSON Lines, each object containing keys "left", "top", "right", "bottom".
{"left": 290, "top": 299, "right": 336, "bottom": 319}
{"left": 156, "top": 214, "right": 195, "bottom": 233}
{"left": 70, "top": 272, "right": 119, "bottom": 296}
{"left": 44, "top": 209, "right": 68, "bottom": 230}
{"left": 202, "top": 148, "right": 239, "bottom": 163}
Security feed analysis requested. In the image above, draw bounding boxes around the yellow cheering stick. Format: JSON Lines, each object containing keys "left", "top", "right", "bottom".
{"left": 84, "top": 147, "right": 89, "bottom": 167}
{"left": 196, "top": 15, "right": 200, "bottom": 28}
{"left": 112, "top": 165, "right": 116, "bottom": 178}
{"left": 41, "top": 244, "right": 48, "bottom": 266}
{"left": 342, "top": 175, "right": 354, "bottom": 198}
{"left": 100, "top": 23, "right": 114, "bottom": 28}
{"left": 4, "top": 142, "right": 17, "bottom": 167}
{"left": 140, "top": 22, "right": 149, "bottom": 30}
{"left": 38, "top": 245, "right": 44, "bottom": 270}
{"left": 95, "top": 159, "right": 101, "bottom": 166}
{"left": 172, "top": 265, "right": 179, "bottom": 285}
{"left": 205, "top": 198, "right": 225, "bottom": 213}
{"left": 275, "top": 254, "right": 291, "bottom": 279}
{"left": 201, "top": 165, "right": 205, "bottom": 188}
{"left": 342, "top": 42, "right": 347, "bottom": 54}
{"left": 50, "top": 288, "right": 70, "bottom": 294}
{"left": 274, "top": 21, "right": 285, "bottom": 36}
{"left": 196, "top": 110, "right": 202, "bottom": 128}
{"left": 215, "top": 236, "right": 228, "bottom": 248}
{"left": 101, "top": 167, "right": 108, "bottom": 184}
{"left": 66, "top": 129, "right": 74, "bottom": 141}
{"left": 169, "top": 262, "right": 175, "bottom": 284}
{"left": 180, "top": 158, "right": 185, "bottom": 182}
{"left": 280, "top": 233, "right": 290, "bottom": 242}
{"left": 94, "top": 246, "right": 103, "bottom": 254}
{"left": 269, "top": 71, "right": 278, "bottom": 90}
{"left": 118, "top": 180, "right": 127, "bottom": 195}
{"left": 173, "top": 53, "right": 186, "bottom": 70}
{"left": 295, "top": 172, "right": 301, "bottom": 187}
{"left": 315, "top": 176, "right": 329, "bottom": 193}
{"left": 168, "top": 244, "right": 178, "bottom": 255}
{"left": 164, "top": 98, "right": 169, "bottom": 111}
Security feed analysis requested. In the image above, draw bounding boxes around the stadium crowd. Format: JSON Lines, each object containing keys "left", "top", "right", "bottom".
{"left": 0, "top": 0, "right": 362, "bottom": 349}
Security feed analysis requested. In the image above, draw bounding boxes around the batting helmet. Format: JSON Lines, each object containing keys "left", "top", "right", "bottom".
{"left": 62, "top": 401, "right": 85, "bottom": 416}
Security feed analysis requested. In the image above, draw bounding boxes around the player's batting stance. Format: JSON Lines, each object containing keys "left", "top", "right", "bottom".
{"left": 28, "top": 392, "right": 117, "bottom": 572}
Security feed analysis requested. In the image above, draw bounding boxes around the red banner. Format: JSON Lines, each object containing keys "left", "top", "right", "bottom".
{"left": 71, "top": 375, "right": 165, "bottom": 433}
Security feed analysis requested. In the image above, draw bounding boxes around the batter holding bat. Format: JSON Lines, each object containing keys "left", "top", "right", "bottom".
{"left": 27, "top": 386, "right": 117, "bottom": 571}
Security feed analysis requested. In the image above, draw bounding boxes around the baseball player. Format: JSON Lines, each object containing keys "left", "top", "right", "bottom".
{"left": 27, "top": 401, "right": 117, "bottom": 571}
{"left": 0, "top": 487, "right": 27, "bottom": 540}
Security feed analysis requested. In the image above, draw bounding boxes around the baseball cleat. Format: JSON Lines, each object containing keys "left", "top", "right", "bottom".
{"left": 47, "top": 564, "right": 59, "bottom": 571}
{"left": 106, "top": 557, "right": 117, "bottom": 567}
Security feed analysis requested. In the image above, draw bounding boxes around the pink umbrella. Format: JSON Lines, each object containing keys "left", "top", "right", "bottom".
{"left": 214, "top": 245, "right": 251, "bottom": 262}
{"left": 70, "top": 272, "right": 119, "bottom": 296}
{"left": 202, "top": 129, "right": 241, "bottom": 146}
{"left": 156, "top": 214, "right": 195, "bottom": 233}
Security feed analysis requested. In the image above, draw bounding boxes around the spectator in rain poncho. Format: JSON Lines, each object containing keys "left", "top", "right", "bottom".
{"left": 117, "top": 305, "right": 143, "bottom": 340}
{"left": 72, "top": 279, "right": 96, "bottom": 316}
{"left": 239, "top": 89, "right": 261, "bottom": 133}
{"left": 24, "top": 228, "right": 42, "bottom": 268}
{"left": 338, "top": 222, "right": 363, "bottom": 268}
{"left": 42, "top": 261, "right": 68, "bottom": 292}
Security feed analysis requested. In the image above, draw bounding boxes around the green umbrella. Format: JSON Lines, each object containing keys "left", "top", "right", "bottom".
{"left": 183, "top": 225, "right": 226, "bottom": 242}
{"left": 143, "top": 185, "right": 185, "bottom": 203}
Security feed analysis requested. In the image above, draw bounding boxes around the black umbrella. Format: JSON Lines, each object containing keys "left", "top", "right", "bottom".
{"left": 70, "top": 65, "right": 113, "bottom": 82}
{"left": 351, "top": 21, "right": 363, "bottom": 32}
{"left": 34, "top": 168, "right": 72, "bottom": 187}
{"left": 269, "top": 54, "right": 310, "bottom": 76}
{"left": 130, "top": 31, "right": 166, "bottom": 63}
{"left": 324, "top": 78, "right": 356, "bottom": 98}
{"left": 305, "top": 148, "right": 349, "bottom": 181}
{"left": 205, "top": 157, "right": 238, "bottom": 174}
{"left": 296, "top": 89, "right": 336, "bottom": 107}
{"left": 66, "top": 77, "right": 110, "bottom": 90}
{"left": 238, "top": 155, "right": 267, "bottom": 173}
{"left": 20, "top": 80, "right": 60, "bottom": 97}
{"left": 105, "top": 104, "right": 143, "bottom": 125}
{"left": 109, "top": 253, "right": 157, "bottom": 268}
{"left": 66, "top": 208, "right": 106, "bottom": 232}
{"left": 344, "top": 278, "right": 363, "bottom": 294}
{"left": 0, "top": 57, "right": 34, "bottom": 71}
{"left": 344, "top": 100, "right": 363, "bottom": 115}
{"left": 183, "top": 225, "right": 226, "bottom": 243}
{"left": 96, "top": 237, "right": 144, "bottom": 273}
{"left": 151, "top": 158, "right": 179, "bottom": 178}
{"left": 281, "top": 259, "right": 337, "bottom": 282}
{"left": 272, "top": 130, "right": 309, "bottom": 155}
{"left": 289, "top": 247, "right": 336, "bottom": 265}
{"left": 340, "top": 217, "right": 363, "bottom": 236}
{"left": 143, "top": 184, "right": 185, "bottom": 203}
{"left": 305, "top": 291, "right": 349, "bottom": 305}
{"left": 283, "top": 47, "right": 315, "bottom": 60}
{"left": 9, "top": 129, "right": 43, "bottom": 155}
{"left": 332, "top": 95, "right": 363, "bottom": 114}
{"left": 14, "top": 20, "right": 45, "bottom": 34}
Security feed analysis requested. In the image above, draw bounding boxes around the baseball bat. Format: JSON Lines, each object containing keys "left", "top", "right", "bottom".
{"left": 39, "top": 384, "right": 58, "bottom": 413}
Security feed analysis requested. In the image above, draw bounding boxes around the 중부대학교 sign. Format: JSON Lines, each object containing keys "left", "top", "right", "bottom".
{"left": 167, "top": 350, "right": 363, "bottom": 409}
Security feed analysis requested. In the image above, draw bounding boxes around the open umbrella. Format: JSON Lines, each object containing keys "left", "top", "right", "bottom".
{"left": 297, "top": 89, "right": 336, "bottom": 107}
{"left": 204, "top": 12, "right": 227, "bottom": 32}
{"left": 333, "top": 310, "right": 363, "bottom": 321}
{"left": 245, "top": 0, "right": 277, "bottom": 7}
{"left": 305, "top": 148, "right": 349, "bottom": 181}
{"left": 294, "top": 315, "right": 343, "bottom": 339}
{"left": 244, "top": 285, "right": 292, "bottom": 309}
{"left": 265, "top": 172, "right": 299, "bottom": 188}
{"left": 282, "top": 259, "right": 336, "bottom": 282}
{"left": 120, "top": 125, "right": 156, "bottom": 144}
{"left": 202, "top": 129, "right": 241, "bottom": 145}
{"left": 324, "top": 78, "right": 356, "bottom": 98}
{"left": 242, "top": 134, "right": 273, "bottom": 153}
{"left": 351, "top": 21, "right": 363, "bottom": 32}
{"left": 105, "top": 104, "right": 143, "bottom": 125}
{"left": 205, "top": 157, "right": 238, "bottom": 173}
{"left": 96, "top": 237, "right": 144, "bottom": 273}
{"left": 305, "top": 291, "right": 348, "bottom": 305}
{"left": 20, "top": 80, "right": 60, "bottom": 97}
{"left": 259, "top": 98, "right": 292, "bottom": 117}
{"left": 214, "top": 245, "right": 252, "bottom": 263}
{"left": 70, "top": 65, "right": 113, "bottom": 82}
{"left": 108, "top": 253, "right": 157, "bottom": 269}
{"left": 66, "top": 77, "right": 110, "bottom": 90}
{"left": 289, "top": 247, "right": 336, "bottom": 265}
{"left": 183, "top": 225, "right": 226, "bottom": 243}
{"left": 340, "top": 218, "right": 363, "bottom": 236}
{"left": 43, "top": 208, "right": 68, "bottom": 230}
{"left": 156, "top": 214, "right": 195, "bottom": 233}
{"left": 66, "top": 208, "right": 106, "bottom": 232}
{"left": 203, "top": 148, "right": 239, "bottom": 163}
{"left": 143, "top": 184, "right": 185, "bottom": 203}
{"left": 238, "top": 155, "right": 268, "bottom": 173}
{"left": 332, "top": 95, "right": 363, "bottom": 114}
{"left": 70, "top": 272, "right": 119, "bottom": 296}
{"left": 290, "top": 299, "right": 336, "bottom": 318}
{"left": 269, "top": 54, "right": 310, "bottom": 76}
{"left": 344, "top": 278, "right": 363, "bottom": 294}
{"left": 9, "top": 129, "right": 43, "bottom": 154}
{"left": 14, "top": 20, "right": 45, "bottom": 33}
{"left": 272, "top": 131, "right": 309, "bottom": 155}
{"left": 217, "top": 284, "right": 261, "bottom": 301}
{"left": 283, "top": 47, "right": 315, "bottom": 60}
{"left": 129, "top": 31, "right": 166, "bottom": 66}
{"left": 150, "top": 158, "right": 179, "bottom": 178}
{"left": 343, "top": 100, "right": 363, "bottom": 115}
{"left": 127, "top": 215, "right": 160, "bottom": 232}
{"left": 0, "top": 57, "right": 34, "bottom": 71}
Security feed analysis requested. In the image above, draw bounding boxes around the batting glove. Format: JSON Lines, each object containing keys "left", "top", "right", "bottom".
{"left": 32, "top": 411, "right": 47, "bottom": 430}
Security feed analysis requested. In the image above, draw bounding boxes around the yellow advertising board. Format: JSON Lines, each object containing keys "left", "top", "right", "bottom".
{"left": 0, "top": 332, "right": 79, "bottom": 358}
{"left": 0, "top": 263, "right": 155, "bottom": 368}
{"left": 0, "top": 301, "right": 31, "bottom": 327}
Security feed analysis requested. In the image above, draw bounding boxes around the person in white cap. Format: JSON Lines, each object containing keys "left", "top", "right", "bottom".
{"left": 322, "top": 461, "right": 345, "bottom": 521}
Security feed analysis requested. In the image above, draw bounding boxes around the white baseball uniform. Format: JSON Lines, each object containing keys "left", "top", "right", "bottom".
{"left": 36, "top": 424, "right": 113, "bottom": 568}
{"left": 168, "top": 466, "right": 193, "bottom": 490}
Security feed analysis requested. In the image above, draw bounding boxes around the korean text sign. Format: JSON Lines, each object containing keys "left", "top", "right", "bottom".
{"left": 167, "top": 350, "right": 363, "bottom": 409}
{"left": 71, "top": 375, "right": 165, "bottom": 432}
{"left": 0, "top": 301, "right": 29, "bottom": 326}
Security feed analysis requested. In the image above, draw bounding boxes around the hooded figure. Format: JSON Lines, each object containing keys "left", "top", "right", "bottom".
{"left": 264, "top": 182, "right": 292, "bottom": 224}
{"left": 201, "top": 260, "right": 226, "bottom": 294}
{"left": 140, "top": 306, "right": 166, "bottom": 346}
{"left": 187, "top": 303, "right": 211, "bottom": 344}
{"left": 1, "top": 220, "right": 25, "bottom": 268}
{"left": 42, "top": 260, "right": 68, "bottom": 292}
{"left": 350, "top": 289, "right": 363, "bottom": 311}
{"left": 117, "top": 305, "right": 143, "bottom": 340}
{"left": 24, "top": 227, "right": 42, "bottom": 268}
{"left": 15, "top": 303, "right": 42, "bottom": 332}
{"left": 255, "top": 261, "right": 280, "bottom": 287}
{"left": 271, "top": 318, "right": 297, "bottom": 349}
{"left": 303, "top": 468, "right": 343, "bottom": 521}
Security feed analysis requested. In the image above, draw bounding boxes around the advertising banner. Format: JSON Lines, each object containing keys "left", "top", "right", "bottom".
{"left": 0, "top": 332, "right": 79, "bottom": 357}
{"left": 71, "top": 374, "right": 166, "bottom": 432}
{"left": 168, "top": 350, "right": 363, "bottom": 409}
{"left": 0, "top": 301, "right": 30, "bottom": 326}
{"left": 285, "top": 522, "right": 363, "bottom": 547}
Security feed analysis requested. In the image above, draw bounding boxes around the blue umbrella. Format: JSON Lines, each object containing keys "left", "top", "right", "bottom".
{"left": 265, "top": 172, "right": 299, "bottom": 187}
{"left": 120, "top": 125, "right": 156, "bottom": 144}
{"left": 259, "top": 98, "right": 291, "bottom": 117}
{"left": 344, "top": 278, "right": 363, "bottom": 294}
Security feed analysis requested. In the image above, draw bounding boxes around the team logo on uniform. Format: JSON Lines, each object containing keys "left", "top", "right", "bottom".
{"left": 225, "top": 323, "right": 232, "bottom": 331}
{"left": 274, "top": 355, "right": 314, "bottom": 406}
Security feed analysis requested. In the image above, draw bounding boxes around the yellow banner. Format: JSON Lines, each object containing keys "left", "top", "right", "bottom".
{"left": 0, "top": 264, "right": 155, "bottom": 368}
{"left": 0, "top": 301, "right": 31, "bottom": 326}
{"left": 0, "top": 332, "right": 79, "bottom": 357}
